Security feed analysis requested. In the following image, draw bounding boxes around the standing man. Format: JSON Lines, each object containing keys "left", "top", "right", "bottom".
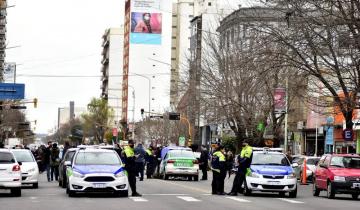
{"left": 62, "top": 141, "right": 70, "bottom": 159}
{"left": 123, "top": 140, "right": 141, "bottom": 197}
{"left": 50, "top": 143, "right": 60, "bottom": 181}
{"left": 228, "top": 140, "right": 253, "bottom": 196}
{"left": 211, "top": 144, "right": 226, "bottom": 195}
{"left": 199, "top": 145, "right": 208, "bottom": 180}
{"left": 145, "top": 146, "right": 156, "bottom": 179}
{"left": 134, "top": 142, "right": 146, "bottom": 181}
{"left": 44, "top": 141, "right": 52, "bottom": 182}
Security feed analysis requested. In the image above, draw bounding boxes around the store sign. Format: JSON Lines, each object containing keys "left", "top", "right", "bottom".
{"left": 343, "top": 128, "right": 354, "bottom": 141}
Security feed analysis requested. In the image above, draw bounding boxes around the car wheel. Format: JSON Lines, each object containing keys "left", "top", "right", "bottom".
{"left": 194, "top": 175, "right": 199, "bottom": 181}
{"left": 11, "top": 188, "right": 21, "bottom": 197}
{"left": 289, "top": 186, "right": 297, "bottom": 198}
{"left": 327, "top": 182, "right": 335, "bottom": 199}
{"left": 116, "top": 190, "right": 128, "bottom": 197}
{"left": 352, "top": 194, "right": 359, "bottom": 200}
{"left": 312, "top": 181, "right": 320, "bottom": 196}
{"left": 58, "top": 179, "right": 62, "bottom": 187}
{"left": 163, "top": 173, "right": 169, "bottom": 180}
{"left": 33, "top": 183, "right": 39, "bottom": 189}
{"left": 62, "top": 178, "right": 67, "bottom": 188}
{"left": 243, "top": 180, "right": 252, "bottom": 196}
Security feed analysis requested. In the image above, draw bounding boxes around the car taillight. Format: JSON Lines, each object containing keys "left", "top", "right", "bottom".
{"left": 193, "top": 160, "right": 199, "bottom": 164}
{"left": 167, "top": 160, "right": 175, "bottom": 163}
{"left": 12, "top": 165, "right": 21, "bottom": 172}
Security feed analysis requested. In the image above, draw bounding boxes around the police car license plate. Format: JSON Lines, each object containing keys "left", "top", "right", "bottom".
{"left": 352, "top": 183, "right": 360, "bottom": 188}
{"left": 268, "top": 181, "right": 281, "bottom": 185}
{"left": 93, "top": 183, "right": 106, "bottom": 188}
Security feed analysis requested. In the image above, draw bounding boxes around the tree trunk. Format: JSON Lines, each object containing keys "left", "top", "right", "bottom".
{"left": 344, "top": 110, "right": 354, "bottom": 129}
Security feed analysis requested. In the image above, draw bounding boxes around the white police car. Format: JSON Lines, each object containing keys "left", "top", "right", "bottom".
{"left": 65, "top": 148, "right": 128, "bottom": 197}
{"left": 244, "top": 148, "right": 298, "bottom": 198}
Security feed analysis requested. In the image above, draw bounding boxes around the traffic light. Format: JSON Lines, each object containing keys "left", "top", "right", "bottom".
{"left": 169, "top": 112, "right": 181, "bottom": 120}
{"left": 140, "top": 108, "right": 144, "bottom": 115}
{"left": 33, "top": 98, "right": 38, "bottom": 108}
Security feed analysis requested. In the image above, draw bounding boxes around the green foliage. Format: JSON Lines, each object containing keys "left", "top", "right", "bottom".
{"left": 221, "top": 135, "right": 238, "bottom": 153}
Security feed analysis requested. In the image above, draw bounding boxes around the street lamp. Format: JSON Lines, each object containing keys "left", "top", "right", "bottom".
{"left": 132, "top": 73, "right": 153, "bottom": 118}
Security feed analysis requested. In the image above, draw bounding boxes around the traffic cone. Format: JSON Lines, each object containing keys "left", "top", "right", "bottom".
{"left": 301, "top": 158, "right": 308, "bottom": 185}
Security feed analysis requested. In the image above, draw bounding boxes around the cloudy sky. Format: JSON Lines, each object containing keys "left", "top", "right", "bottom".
{"left": 6, "top": 0, "right": 124, "bottom": 133}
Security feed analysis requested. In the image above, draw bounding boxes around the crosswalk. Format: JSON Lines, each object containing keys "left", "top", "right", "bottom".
{"left": 128, "top": 195, "right": 305, "bottom": 204}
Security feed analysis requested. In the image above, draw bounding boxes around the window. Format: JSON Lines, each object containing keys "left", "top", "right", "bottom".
{"left": 0, "top": 152, "right": 15, "bottom": 163}
{"left": 189, "top": 3, "right": 194, "bottom": 6}
{"left": 208, "top": 2, "right": 212, "bottom": 6}
{"left": 75, "top": 152, "right": 121, "bottom": 165}
{"left": 12, "top": 151, "right": 34, "bottom": 162}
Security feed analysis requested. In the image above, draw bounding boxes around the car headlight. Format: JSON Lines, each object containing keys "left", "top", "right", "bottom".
{"left": 27, "top": 168, "right": 36, "bottom": 173}
{"left": 248, "top": 172, "right": 260, "bottom": 178}
{"left": 287, "top": 173, "right": 296, "bottom": 179}
{"left": 334, "top": 176, "right": 346, "bottom": 182}
{"left": 73, "top": 171, "right": 85, "bottom": 178}
{"left": 115, "top": 171, "right": 126, "bottom": 178}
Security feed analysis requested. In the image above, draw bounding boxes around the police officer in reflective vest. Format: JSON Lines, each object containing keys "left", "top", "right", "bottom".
{"left": 228, "top": 140, "right": 253, "bottom": 196}
{"left": 211, "top": 144, "right": 226, "bottom": 195}
{"left": 123, "top": 140, "right": 142, "bottom": 197}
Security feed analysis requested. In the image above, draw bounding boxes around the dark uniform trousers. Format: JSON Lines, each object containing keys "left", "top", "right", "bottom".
{"left": 212, "top": 170, "right": 226, "bottom": 194}
{"left": 127, "top": 170, "right": 137, "bottom": 193}
{"left": 230, "top": 170, "right": 246, "bottom": 193}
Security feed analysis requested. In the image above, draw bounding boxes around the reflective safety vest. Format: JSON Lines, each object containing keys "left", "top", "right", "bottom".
{"left": 240, "top": 145, "right": 253, "bottom": 176}
{"left": 146, "top": 149, "right": 152, "bottom": 156}
{"left": 211, "top": 151, "right": 225, "bottom": 172}
{"left": 124, "top": 146, "right": 135, "bottom": 157}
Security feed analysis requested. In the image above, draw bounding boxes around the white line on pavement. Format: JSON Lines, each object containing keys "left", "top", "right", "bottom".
{"left": 143, "top": 194, "right": 189, "bottom": 196}
{"left": 129, "top": 197, "right": 149, "bottom": 202}
{"left": 29, "top": 197, "right": 38, "bottom": 200}
{"left": 177, "top": 196, "right": 201, "bottom": 202}
{"left": 278, "top": 198, "right": 304, "bottom": 204}
{"left": 226, "top": 197, "right": 252, "bottom": 203}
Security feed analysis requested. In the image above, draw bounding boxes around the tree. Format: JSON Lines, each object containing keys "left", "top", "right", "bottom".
{"left": 81, "top": 98, "right": 114, "bottom": 144}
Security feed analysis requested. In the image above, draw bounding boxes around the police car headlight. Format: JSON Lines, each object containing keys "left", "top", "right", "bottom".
{"left": 287, "top": 173, "right": 296, "bottom": 179}
{"left": 249, "top": 172, "right": 260, "bottom": 178}
{"left": 115, "top": 171, "right": 126, "bottom": 178}
{"left": 73, "top": 171, "right": 85, "bottom": 178}
{"left": 334, "top": 176, "right": 346, "bottom": 182}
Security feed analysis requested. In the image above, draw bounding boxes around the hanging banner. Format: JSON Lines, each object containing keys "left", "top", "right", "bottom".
{"left": 4, "top": 62, "right": 16, "bottom": 82}
{"left": 274, "top": 88, "right": 286, "bottom": 113}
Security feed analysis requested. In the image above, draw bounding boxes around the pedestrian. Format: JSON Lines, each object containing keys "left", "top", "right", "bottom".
{"left": 228, "top": 140, "right": 253, "bottom": 196}
{"left": 211, "top": 144, "right": 226, "bottom": 195}
{"left": 145, "top": 146, "right": 156, "bottom": 179}
{"left": 123, "top": 140, "right": 141, "bottom": 197}
{"left": 50, "top": 143, "right": 60, "bottom": 181}
{"left": 286, "top": 150, "right": 293, "bottom": 163}
{"left": 134, "top": 142, "right": 146, "bottom": 181}
{"left": 62, "top": 141, "right": 70, "bottom": 159}
{"left": 226, "top": 149, "right": 234, "bottom": 178}
{"left": 199, "top": 145, "right": 208, "bottom": 180}
{"left": 44, "top": 141, "right": 52, "bottom": 182}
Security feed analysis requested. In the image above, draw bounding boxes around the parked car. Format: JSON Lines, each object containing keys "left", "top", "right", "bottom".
{"left": 58, "top": 148, "right": 78, "bottom": 188}
{"left": 292, "top": 156, "right": 320, "bottom": 181}
{"left": 313, "top": 154, "right": 360, "bottom": 199}
{"left": 11, "top": 149, "right": 39, "bottom": 188}
{"left": 159, "top": 148, "right": 199, "bottom": 181}
{"left": 0, "top": 149, "right": 22, "bottom": 196}
{"left": 245, "top": 147, "right": 298, "bottom": 198}
{"left": 66, "top": 148, "right": 128, "bottom": 197}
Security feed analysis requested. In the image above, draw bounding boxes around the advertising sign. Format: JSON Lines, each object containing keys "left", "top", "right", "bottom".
{"left": 343, "top": 128, "right": 354, "bottom": 141}
{"left": 131, "top": 0, "right": 160, "bottom": 11}
{"left": 274, "top": 88, "right": 286, "bottom": 113}
{"left": 0, "top": 83, "right": 25, "bottom": 100}
{"left": 179, "top": 136, "right": 186, "bottom": 147}
{"left": 3, "top": 62, "right": 16, "bottom": 83}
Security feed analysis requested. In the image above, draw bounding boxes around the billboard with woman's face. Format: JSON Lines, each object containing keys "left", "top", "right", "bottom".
{"left": 130, "top": 12, "right": 162, "bottom": 45}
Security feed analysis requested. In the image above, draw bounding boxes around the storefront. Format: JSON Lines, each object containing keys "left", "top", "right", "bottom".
{"left": 304, "top": 129, "right": 324, "bottom": 156}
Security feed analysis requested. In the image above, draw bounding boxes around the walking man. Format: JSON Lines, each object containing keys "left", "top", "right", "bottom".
{"left": 228, "top": 140, "right": 253, "bottom": 196}
{"left": 199, "top": 145, "right": 208, "bottom": 180}
{"left": 50, "top": 143, "right": 60, "bottom": 181}
{"left": 123, "top": 140, "right": 141, "bottom": 197}
{"left": 134, "top": 142, "right": 146, "bottom": 181}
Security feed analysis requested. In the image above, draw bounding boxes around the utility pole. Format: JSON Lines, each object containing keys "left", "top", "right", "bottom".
{"left": 284, "top": 76, "right": 288, "bottom": 153}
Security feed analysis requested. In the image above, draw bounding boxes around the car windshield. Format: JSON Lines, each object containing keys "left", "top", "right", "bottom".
{"left": 330, "top": 156, "right": 360, "bottom": 169}
{"left": 168, "top": 150, "right": 194, "bottom": 159}
{"left": 306, "top": 158, "right": 320, "bottom": 165}
{"left": 0, "top": 152, "right": 16, "bottom": 164}
{"left": 75, "top": 151, "right": 121, "bottom": 165}
{"left": 12, "top": 150, "right": 35, "bottom": 162}
{"left": 252, "top": 153, "right": 290, "bottom": 166}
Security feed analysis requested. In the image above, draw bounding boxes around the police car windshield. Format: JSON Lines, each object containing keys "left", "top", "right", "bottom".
{"left": 252, "top": 153, "right": 290, "bottom": 166}
{"left": 75, "top": 151, "right": 121, "bottom": 165}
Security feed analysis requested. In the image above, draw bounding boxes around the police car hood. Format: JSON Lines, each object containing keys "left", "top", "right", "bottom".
{"left": 73, "top": 165, "right": 124, "bottom": 175}
{"left": 251, "top": 165, "right": 292, "bottom": 175}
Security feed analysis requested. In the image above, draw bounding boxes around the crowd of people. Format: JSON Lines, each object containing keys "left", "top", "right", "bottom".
{"left": 32, "top": 141, "right": 61, "bottom": 182}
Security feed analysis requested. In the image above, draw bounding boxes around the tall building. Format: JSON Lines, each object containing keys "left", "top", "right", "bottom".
{"left": 0, "top": 0, "right": 7, "bottom": 80}
{"left": 101, "top": 27, "right": 124, "bottom": 125}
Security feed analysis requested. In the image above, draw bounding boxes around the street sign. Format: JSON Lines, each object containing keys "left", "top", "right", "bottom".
{"left": 179, "top": 136, "right": 186, "bottom": 147}
{"left": 0, "top": 83, "right": 25, "bottom": 100}
{"left": 343, "top": 128, "right": 354, "bottom": 141}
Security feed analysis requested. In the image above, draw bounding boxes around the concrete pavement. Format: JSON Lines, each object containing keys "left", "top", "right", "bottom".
{"left": 0, "top": 173, "right": 359, "bottom": 210}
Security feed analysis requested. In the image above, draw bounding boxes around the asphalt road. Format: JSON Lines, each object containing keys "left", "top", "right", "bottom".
{"left": 0, "top": 173, "right": 359, "bottom": 210}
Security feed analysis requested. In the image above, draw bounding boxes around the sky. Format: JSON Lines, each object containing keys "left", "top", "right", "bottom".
{"left": 6, "top": 0, "right": 123, "bottom": 134}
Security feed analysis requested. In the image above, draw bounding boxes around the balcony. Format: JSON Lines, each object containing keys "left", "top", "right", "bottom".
{"left": 101, "top": 57, "right": 109, "bottom": 65}
{"left": 0, "top": 18, "right": 5, "bottom": 25}
{"left": 0, "top": 9, "right": 6, "bottom": 17}
{"left": 102, "top": 39, "right": 109, "bottom": 47}
{"left": 0, "top": 27, "right": 5, "bottom": 35}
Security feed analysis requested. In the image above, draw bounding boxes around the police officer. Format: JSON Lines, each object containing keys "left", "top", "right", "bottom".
{"left": 228, "top": 140, "right": 253, "bottom": 196}
{"left": 123, "top": 140, "right": 142, "bottom": 197}
{"left": 211, "top": 144, "right": 226, "bottom": 195}
{"left": 145, "top": 146, "right": 156, "bottom": 178}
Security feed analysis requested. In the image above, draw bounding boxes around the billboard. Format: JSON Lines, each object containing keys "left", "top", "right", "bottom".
{"left": 274, "top": 88, "right": 286, "bottom": 113}
{"left": 130, "top": 12, "right": 162, "bottom": 45}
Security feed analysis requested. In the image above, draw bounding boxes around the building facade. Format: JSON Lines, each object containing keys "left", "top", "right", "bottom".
{"left": 0, "top": 0, "right": 7, "bottom": 80}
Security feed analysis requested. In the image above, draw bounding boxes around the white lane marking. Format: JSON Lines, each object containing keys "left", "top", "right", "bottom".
{"left": 177, "top": 196, "right": 201, "bottom": 202}
{"left": 143, "top": 194, "right": 188, "bottom": 196}
{"left": 226, "top": 197, "right": 252, "bottom": 203}
{"left": 29, "top": 197, "right": 38, "bottom": 200}
{"left": 129, "top": 197, "right": 148, "bottom": 202}
{"left": 278, "top": 198, "right": 304, "bottom": 204}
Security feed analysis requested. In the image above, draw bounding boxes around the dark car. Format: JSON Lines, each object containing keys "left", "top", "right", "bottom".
{"left": 58, "top": 148, "right": 78, "bottom": 188}
{"left": 313, "top": 154, "right": 360, "bottom": 199}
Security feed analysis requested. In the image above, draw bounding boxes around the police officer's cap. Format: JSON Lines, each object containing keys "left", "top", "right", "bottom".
{"left": 128, "top": 140, "right": 135, "bottom": 144}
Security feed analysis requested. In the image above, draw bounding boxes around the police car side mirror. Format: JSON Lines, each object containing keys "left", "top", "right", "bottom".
{"left": 65, "top": 161, "right": 72, "bottom": 166}
{"left": 291, "top": 163, "right": 299, "bottom": 168}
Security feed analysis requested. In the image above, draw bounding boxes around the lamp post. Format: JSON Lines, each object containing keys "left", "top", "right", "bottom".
{"left": 132, "top": 73, "right": 152, "bottom": 118}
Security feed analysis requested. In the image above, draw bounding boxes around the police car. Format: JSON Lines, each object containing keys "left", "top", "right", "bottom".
{"left": 244, "top": 148, "right": 298, "bottom": 198}
{"left": 65, "top": 148, "right": 128, "bottom": 197}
